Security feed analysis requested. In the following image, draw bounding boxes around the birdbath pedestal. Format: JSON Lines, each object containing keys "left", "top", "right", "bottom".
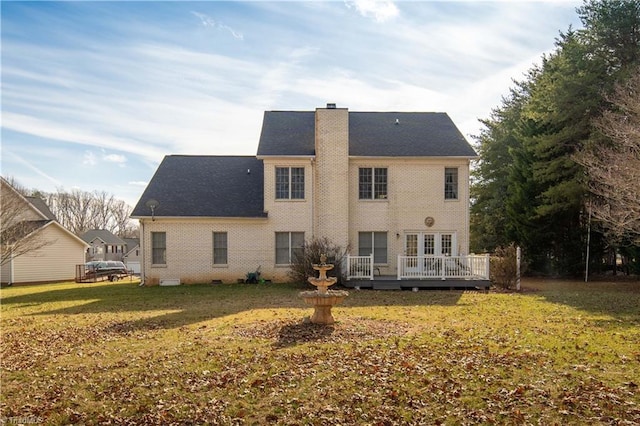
{"left": 299, "top": 254, "right": 348, "bottom": 324}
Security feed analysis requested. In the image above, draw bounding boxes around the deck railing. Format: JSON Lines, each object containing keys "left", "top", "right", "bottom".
{"left": 346, "top": 254, "right": 490, "bottom": 281}
{"left": 346, "top": 254, "right": 374, "bottom": 280}
{"left": 397, "top": 255, "right": 490, "bottom": 280}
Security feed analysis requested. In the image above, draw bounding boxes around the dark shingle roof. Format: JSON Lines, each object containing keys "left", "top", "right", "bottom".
{"left": 123, "top": 238, "right": 139, "bottom": 249}
{"left": 256, "top": 111, "right": 315, "bottom": 156}
{"left": 26, "top": 196, "right": 57, "bottom": 221}
{"left": 81, "top": 229, "right": 127, "bottom": 245}
{"left": 131, "top": 156, "right": 266, "bottom": 218}
{"left": 349, "top": 112, "right": 477, "bottom": 157}
{"left": 257, "top": 111, "right": 477, "bottom": 157}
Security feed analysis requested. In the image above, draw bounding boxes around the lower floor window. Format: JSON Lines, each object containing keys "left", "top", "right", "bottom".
{"left": 358, "top": 232, "right": 388, "bottom": 264}
{"left": 213, "top": 232, "right": 228, "bottom": 265}
{"left": 151, "top": 232, "right": 166, "bottom": 265}
{"left": 275, "top": 232, "right": 304, "bottom": 264}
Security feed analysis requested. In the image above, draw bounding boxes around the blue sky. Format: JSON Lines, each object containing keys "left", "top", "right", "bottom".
{"left": 1, "top": 1, "right": 581, "bottom": 208}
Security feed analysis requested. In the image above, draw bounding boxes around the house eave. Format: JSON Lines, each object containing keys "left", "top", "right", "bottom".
{"left": 349, "top": 155, "right": 479, "bottom": 160}
{"left": 256, "top": 155, "right": 315, "bottom": 161}
{"left": 132, "top": 215, "right": 269, "bottom": 221}
{"left": 28, "top": 221, "right": 91, "bottom": 249}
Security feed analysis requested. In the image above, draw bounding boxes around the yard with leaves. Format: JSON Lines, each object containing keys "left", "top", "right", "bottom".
{"left": 1, "top": 279, "right": 639, "bottom": 425}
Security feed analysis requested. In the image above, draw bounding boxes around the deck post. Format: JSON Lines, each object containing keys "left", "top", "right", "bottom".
{"left": 369, "top": 253, "right": 374, "bottom": 280}
{"left": 485, "top": 254, "right": 491, "bottom": 280}
{"left": 441, "top": 256, "right": 446, "bottom": 280}
{"left": 516, "top": 246, "right": 521, "bottom": 291}
{"left": 397, "top": 255, "right": 401, "bottom": 280}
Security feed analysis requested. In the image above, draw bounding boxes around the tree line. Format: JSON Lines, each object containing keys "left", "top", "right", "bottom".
{"left": 3, "top": 176, "right": 137, "bottom": 238}
{"left": 471, "top": 0, "right": 640, "bottom": 275}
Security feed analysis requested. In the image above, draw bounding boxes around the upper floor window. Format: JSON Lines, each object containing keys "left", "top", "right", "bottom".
{"left": 276, "top": 167, "right": 305, "bottom": 199}
{"left": 212, "top": 232, "right": 228, "bottom": 265}
{"left": 444, "top": 168, "right": 458, "bottom": 200}
{"left": 151, "top": 232, "right": 166, "bottom": 265}
{"left": 359, "top": 167, "right": 387, "bottom": 200}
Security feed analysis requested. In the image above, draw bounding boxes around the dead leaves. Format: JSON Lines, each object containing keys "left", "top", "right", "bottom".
{"left": 2, "top": 288, "right": 639, "bottom": 424}
{"left": 232, "top": 317, "right": 411, "bottom": 347}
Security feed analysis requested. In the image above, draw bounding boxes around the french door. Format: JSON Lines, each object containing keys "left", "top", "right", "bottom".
{"left": 404, "top": 232, "right": 456, "bottom": 273}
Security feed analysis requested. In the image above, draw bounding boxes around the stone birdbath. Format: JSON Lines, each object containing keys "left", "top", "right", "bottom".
{"left": 299, "top": 254, "right": 349, "bottom": 324}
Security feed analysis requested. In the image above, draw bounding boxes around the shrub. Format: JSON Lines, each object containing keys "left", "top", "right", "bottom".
{"left": 490, "top": 244, "right": 526, "bottom": 290}
{"left": 288, "top": 237, "right": 349, "bottom": 287}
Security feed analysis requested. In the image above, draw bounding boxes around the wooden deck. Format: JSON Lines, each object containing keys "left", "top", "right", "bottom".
{"left": 344, "top": 275, "right": 491, "bottom": 291}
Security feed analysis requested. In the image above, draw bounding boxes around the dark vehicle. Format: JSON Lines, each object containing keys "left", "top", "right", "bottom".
{"left": 85, "top": 261, "right": 128, "bottom": 281}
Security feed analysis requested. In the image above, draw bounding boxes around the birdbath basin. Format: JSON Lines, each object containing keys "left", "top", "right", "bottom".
{"left": 299, "top": 254, "right": 348, "bottom": 324}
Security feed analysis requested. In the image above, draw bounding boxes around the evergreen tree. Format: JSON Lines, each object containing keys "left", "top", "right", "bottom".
{"left": 471, "top": 0, "right": 640, "bottom": 275}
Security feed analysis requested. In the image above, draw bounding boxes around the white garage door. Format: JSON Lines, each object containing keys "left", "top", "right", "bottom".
{"left": 125, "top": 261, "right": 141, "bottom": 274}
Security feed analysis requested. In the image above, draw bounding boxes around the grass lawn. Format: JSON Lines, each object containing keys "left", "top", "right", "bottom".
{"left": 1, "top": 278, "right": 639, "bottom": 425}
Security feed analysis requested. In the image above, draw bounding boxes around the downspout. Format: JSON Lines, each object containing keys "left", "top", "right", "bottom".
{"left": 465, "top": 159, "right": 472, "bottom": 255}
{"left": 139, "top": 219, "right": 145, "bottom": 286}
{"left": 310, "top": 157, "right": 315, "bottom": 238}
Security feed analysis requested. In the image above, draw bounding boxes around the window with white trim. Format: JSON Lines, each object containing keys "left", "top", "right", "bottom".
{"left": 358, "top": 232, "right": 388, "bottom": 264}
{"left": 441, "top": 234, "right": 453, "bottom": 256}
{"left": 275, "top": 167, "right": 305, "bottom": 199}
{"left": 445, "top": 168, "right": 458, "bottom": 200}
{"left": 212, "top": 232, "right": 228, "bottom": 265}
{"left": 151, "top": 232, "right": 166, "bottom": 265}
{"left": 275, "top": 232, "right": 304, "bottom": 264}
{"left": 359, "top": 167, "right": 387, "bottom": 200}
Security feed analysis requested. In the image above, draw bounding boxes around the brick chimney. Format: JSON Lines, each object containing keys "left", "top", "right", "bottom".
{"left": 314, "top": 104, "right": 349, "bottom": 248}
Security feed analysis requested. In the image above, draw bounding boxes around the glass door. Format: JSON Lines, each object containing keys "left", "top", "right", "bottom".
{"left": 404, "top": 234, "right": 419, "bottom": 273}
{"left": 404, "top": 232, "right": 457, "bottom": 275}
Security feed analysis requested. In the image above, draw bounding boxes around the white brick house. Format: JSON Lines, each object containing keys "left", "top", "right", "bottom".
{"left": 131, "top": 105, "right": 487, "bottom": 287}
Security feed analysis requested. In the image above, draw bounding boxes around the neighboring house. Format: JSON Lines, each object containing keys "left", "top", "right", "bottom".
{"left": 80, "top": 229, "right": 127, "bottom": 262}
{"left": 0, "top": 178, "right": 89, "bottom": 285}
{"left": 131, "top": 104, "right": 488, "bottom": 287}
{"left": 122, "top": 238, "right": 141, "bottom": 274}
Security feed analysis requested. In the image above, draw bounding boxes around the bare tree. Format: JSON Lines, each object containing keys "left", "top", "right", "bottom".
{"left": 111, "top": 199, "right": 138, "bottom": 237}
{"left": 576, "top": 68, "right": 640, "bottom": 243}
{"left": 0, "top": 178, "right": 55, "bottom": 267}
{"left": 45, "top": 188, "right": 135, "bottom": 237}
{"left": 48, "top": 189, "right": 95, "bottom": 236}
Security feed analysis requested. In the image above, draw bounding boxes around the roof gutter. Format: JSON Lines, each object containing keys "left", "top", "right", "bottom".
{"left": 129, "top": 215, "right": 269, "bottom": 221}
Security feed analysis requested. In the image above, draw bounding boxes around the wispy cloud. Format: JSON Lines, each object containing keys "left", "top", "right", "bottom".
{"left": 191, "top": 11, "right": 243, "bottom": 40}
{"left": 5, "top": 151, "right": 63, "bottom": 188}
{"left": 83, "top": 151, "right": 97, "bottom": 166}
{"left": 0, "top": 1, "right": 581, "bottom": 205}
{"left": 344, "top": 0, "right": 399, "bottom": 22}
{"left": 103, "top": 153, "right": 127, "bottom": 165}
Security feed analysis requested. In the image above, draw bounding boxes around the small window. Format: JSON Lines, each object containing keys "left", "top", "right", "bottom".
{"left": 213, "top": 232, "right": 228, "bottom": 265}
{"left": 275, "top": 232, "right": 304, "bottom": 264}
{"left": 151, "top": 232, "right": 166, "bottom": 265}
{"left": 445, "top": 168, "right": 458, "bottom": 200}
{"left": 358, "top": 232, "right": 388, "bottom": 264}
{"left": 359, "top": 168, "right": 387, "bottom": 200}
{"left": 276, "top": 167, "right": 305, "bottom": 199}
